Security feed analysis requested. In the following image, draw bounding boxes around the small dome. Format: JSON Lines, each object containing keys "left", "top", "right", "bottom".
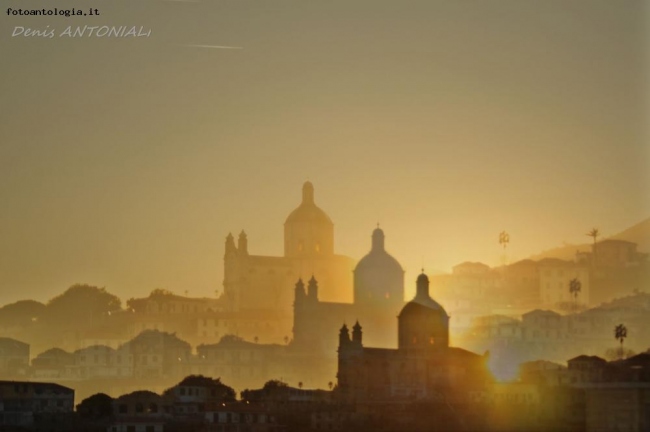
{"left": 398, "top": 272, "right": 450, "bottom": 350}
{"left": 399, "top": 272, "right": 448, "bottom": 318}
{"left": 398, "top": 297, "right": 447, "bottom": 318}
{"left": 284, "top": 182, "right": 333, "bottom": 226}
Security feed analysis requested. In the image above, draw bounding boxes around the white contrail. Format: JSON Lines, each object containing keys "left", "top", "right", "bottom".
{"left": 179, "top": 44, "right": 243, "bottom": 49}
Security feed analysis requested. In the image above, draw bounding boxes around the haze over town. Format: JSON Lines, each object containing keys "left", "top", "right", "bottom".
{"left": 1, "top": 1, "right": 649, "bottom": 431}
{"left": 1, "top": 0, "right": 648, "bottom": 305}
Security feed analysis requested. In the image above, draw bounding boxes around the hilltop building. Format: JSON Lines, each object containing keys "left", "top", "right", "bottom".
{"left": 222, "top": 182, "right": 355, "bottom": 315}
{"left": 336, "top": 273, "right": 491, "bottom": 403}
{"left": 292, "top": 227, "right": 405, "bottom": 352}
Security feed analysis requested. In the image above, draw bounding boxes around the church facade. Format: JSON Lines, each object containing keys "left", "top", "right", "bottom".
{"left": 336, "top": 273, "right": 492, "bottom": 403}
{"left": 292, "top": 226, "right": 406, "bottom": 353}
{"left": 222, "top": 182, "right": 355, "bottom": 317}
{"left": 221, "top": 181, "right": 408, "bottom": 353}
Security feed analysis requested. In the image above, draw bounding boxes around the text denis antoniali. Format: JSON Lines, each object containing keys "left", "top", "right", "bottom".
{"left": 12, "top": 25, "right": 152, "bottom": 38}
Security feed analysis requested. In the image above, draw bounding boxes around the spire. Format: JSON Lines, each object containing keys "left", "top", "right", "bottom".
{"left": 238, "top": 230, "right": 248, "bottom": 254}
{"left": 307, "top": 275, "right": 319, "bottom": 300}
{"left": 371, "top": 227, "right": 385, "bottom": 251}
{"left": 225, "top": 232, "right": 236, "bottom": 254}
{"left": 338, "top": 323, "right": 350, "bottom": 346}
{"left": 294, "top": 278, "right": 306, "bottom": 301}
{"left": 302, "top": 181, "right": 314, "bottom": 205}
{"left": 352, "top": 320, "right": 363, "bottom": 345}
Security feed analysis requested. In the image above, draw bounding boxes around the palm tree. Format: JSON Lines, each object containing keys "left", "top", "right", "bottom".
{"left": 569, "top": 278, "right": 582, "bottom": 313}
{"left": 499, "top": 231, "right": 510, "bottom": 250}
{"left": 284, "top": 336, "right": 289, "bottom": 345}
{"left": 614, "top": 324, "right": 628, "bottom": 359}
{"left": 328, "top": 381, "right": 333, "bottom": 390}
{"left": 298, "top": 381, "right": 303, "bottom": 389}
{"left": 254, "top": 336, "right": 259, "bottom": 344}
{"left": 499, "top": 231, "right": 510, "bottom": 267}
{"left": 587, "top": 228, "right": 599, "bottom": 265}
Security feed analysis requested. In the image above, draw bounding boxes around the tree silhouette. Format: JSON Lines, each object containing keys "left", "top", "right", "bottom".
{"left": 76, "top": 393, "right": 113, "bottom": 419}
{"left": 499, "top": 231, "right": 510, "bottom": 266}
{"left": 498, "top": 231, "right": 510, "bottom": 250}
{"left": 614, "top": 324, "right": 628, "bottom": 359}
{"left": 254, "top": 336, "right": 259, "bottom": 344}
{"left": 587, "top": 228, "right": 599, "bottom": 265}
{"left": 45, "top": 284, "right": 121, "bottom": 327}
{"left": 328, "top": 381, "right": 333, "bottom": 390}
{"left": 569, "top": 278, "right": 582, "bottom": 313}
{"left": 284, "top": 336, "right": 289, "bottom": 345}
{"left": 262, "top": 379, "right": 288, "bottom": 390}
{"left": 298, "top": 381, "right": 303, "bottom": 389}
{"left": 0, "top": 300, "right": 45, "bottom": 328}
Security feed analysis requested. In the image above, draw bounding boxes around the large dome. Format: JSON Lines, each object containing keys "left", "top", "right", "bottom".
{"left": 284, "top": 182, "right": 335, "bottom": 257}
{"left": 284, "top": 182, "right": 333, "bottom": 226}
{"left": 353, "top": 228, "right": 405, "bottom": 306}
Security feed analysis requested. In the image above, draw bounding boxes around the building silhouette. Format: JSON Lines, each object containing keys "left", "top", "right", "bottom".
{"left": 222, "top": 182, "right": 355, "bottom": 318}
{"left": 292, "top": 227, "right": 405, "bottom": 353}
{"left": 336, "top": 273, "right": 491, "bottom": 402}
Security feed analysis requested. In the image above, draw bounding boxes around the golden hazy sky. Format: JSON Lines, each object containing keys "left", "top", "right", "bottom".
{"left": 1, "top": 0, "right": 648, "bottom": 304}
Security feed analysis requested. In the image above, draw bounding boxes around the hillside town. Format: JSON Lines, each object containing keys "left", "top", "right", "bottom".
{"left": 1, "top": 184, "right": 649, "bottom": 431}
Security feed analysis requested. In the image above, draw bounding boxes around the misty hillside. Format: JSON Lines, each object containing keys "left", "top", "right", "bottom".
{"left": 529, "top": 217, "right": 650, "bottom": 261}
